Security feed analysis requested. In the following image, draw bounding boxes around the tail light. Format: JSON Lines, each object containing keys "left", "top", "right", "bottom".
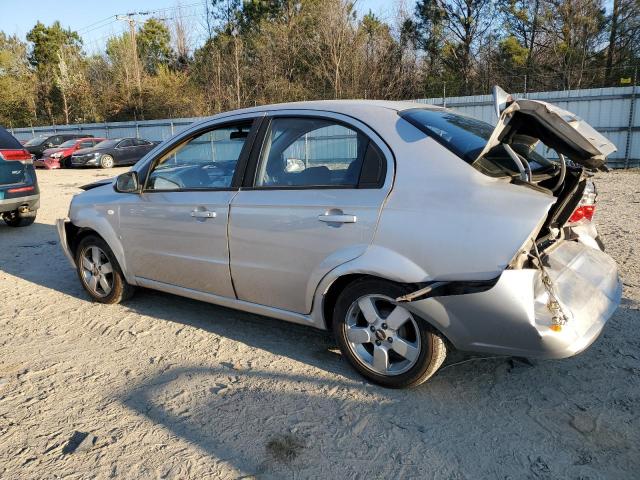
{"left": 0, "top": 149, "right": 33, "bottom": 165}
{"left": 569, "top": 179, "right": 597, "bottom": 223}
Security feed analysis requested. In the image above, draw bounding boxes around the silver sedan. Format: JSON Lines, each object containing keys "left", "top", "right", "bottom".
{"left": 58, "top": 89, "right": 621, "bottom": 388}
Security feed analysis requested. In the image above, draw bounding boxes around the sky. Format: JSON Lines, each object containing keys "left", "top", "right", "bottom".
{"left": 0, "top": 0, "right": 405, "bottom": 54}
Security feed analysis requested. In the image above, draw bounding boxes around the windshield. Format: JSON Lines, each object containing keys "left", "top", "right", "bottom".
{"left": 59, "top": 139, "right": 78, "bottom": 148}
{"left": 24, "top": 136, "right": 48, "bottom": 147}
{"left": 93, "top": 139, "right": 118, "bottom": 149}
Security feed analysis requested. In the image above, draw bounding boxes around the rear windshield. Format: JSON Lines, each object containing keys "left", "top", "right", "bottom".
{"left": 400, "top": 108, "right": 555, "bottom": 177}
{"left": 24, "top": 136, "right": 48, "bottom": 147}
{"left": 0, "top": 127, "right": 24, "bottom": 149}
{"left": 400, "top": 109, "right": 492, "bottom": 164}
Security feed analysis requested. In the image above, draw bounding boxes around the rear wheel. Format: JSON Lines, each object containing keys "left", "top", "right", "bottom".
{"left": 99, "top": 155, "right": 114, "bottom": 169}
{"left": 333, "top": 278, "right": 446, "bottom": 388}
{"left": 2, "top": 211, "right": 36, "bottom": 227}
{"left": 75, "top": 235, "right": 135, "bottom": 304}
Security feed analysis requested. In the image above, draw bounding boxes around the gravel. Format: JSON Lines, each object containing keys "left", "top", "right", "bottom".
{"left": 0, "top": 168, "right": 638, "bottom": 479}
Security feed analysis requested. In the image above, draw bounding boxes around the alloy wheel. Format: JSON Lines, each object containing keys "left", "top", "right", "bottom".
{"left": 80, "top": 245, "right": 114, "bottom": 297}
{"left": 344, "top": 294, "right": 421, "bottom": 376}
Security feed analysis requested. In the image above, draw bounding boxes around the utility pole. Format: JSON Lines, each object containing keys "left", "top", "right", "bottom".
{"left": 116, "top": 14, "right": 142, "bottom": 92}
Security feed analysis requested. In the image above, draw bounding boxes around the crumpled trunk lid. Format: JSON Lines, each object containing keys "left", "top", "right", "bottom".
{"left": 476, "top": 87, "right": 617, "bottom": 169}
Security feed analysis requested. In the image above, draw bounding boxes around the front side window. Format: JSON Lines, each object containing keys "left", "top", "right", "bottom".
{"left": 118, "top": 139, "right": 133, "bottom": 148}
{"left": 78, "top": 141, "right": 94, "bottom": 149}
{"left": 146, "top": 122, "right": 251, "bottom": 191}
{"left": 255, "top": 118, "right": 367, "bottom": 188}
{"left": 134, "top": 138, "right": 150, "bottom": 146}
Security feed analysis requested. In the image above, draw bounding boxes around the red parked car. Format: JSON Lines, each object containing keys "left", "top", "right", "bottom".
{"left": 36, "top": 137, "right": 105, "bottom": 169}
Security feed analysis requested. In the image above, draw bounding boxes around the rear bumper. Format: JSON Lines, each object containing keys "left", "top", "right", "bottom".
{"left": 56, "top": 218, "right": 76, "bottom": 267}
{"left": 406, "top": 241, "right": 622, "bottom": 359}
{"left": 0, "top": 193, "right": 40, "bottom": 214}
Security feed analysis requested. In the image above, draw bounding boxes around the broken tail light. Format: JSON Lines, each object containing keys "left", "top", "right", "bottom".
{"left": 0, "top": 149, "right": 33, "bottom": 165}
{"left": 568, "top": 179, "right": 597, "bottom": 223}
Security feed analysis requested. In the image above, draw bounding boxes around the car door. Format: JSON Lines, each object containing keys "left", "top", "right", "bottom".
{"left": 118, "top": 118, "right": 260, "bottom": 297}
{"left": 132, "top": 139, "right": 154, "bottom": 163}
{"left": 114, "top": 139, "right": 134, "bottom": 164}
{"left": 228, "top": 113, "right": 393, "bottom": 314}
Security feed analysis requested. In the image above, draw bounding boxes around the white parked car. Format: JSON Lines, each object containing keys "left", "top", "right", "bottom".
{"left": 58, "top": 88, "right": 621, "bottom": 388}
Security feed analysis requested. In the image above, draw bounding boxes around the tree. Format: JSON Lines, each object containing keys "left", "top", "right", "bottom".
{"left": 0, "top": 33, "right": 36, "bottom": 127}
{"left": 137, "top": 18, "right": 174, "bottom": 74}
{"left": 25, "top": 21, "right": 82, "bottom": 124}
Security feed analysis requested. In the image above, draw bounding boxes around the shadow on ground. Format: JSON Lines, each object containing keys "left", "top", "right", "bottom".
{"left": 3, "top": 220, "right": 640, "bottom": 477}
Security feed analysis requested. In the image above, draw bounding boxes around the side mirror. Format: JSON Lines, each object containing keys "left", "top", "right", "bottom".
{"left": 115, "top": 171, "right": 140, "bottom": 193}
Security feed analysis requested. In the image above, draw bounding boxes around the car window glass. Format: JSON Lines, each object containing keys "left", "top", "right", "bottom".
{"left": 146, "top": 123, "right": 251, "bottom": 191}
{"left": 255, "top": 118, "right": 365, "bottom": 188}
{"left": 59, "top": 139, "right": 78, "bottom": 148}
{"left": 79, "top": 141, "right": 93, "bottom": 149}
{"left": 50, "top": 136, "right": 63, "bottom": 145}
{"left": 133, "top": 138, "right": 149, "bottom": 146}
{"left": 118, "top": 139, "right": 133, "bottom": 148}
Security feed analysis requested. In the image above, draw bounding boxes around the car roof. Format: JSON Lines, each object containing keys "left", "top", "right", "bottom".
{"left": 207, "top": 99, "right": 444, "bottom": 122}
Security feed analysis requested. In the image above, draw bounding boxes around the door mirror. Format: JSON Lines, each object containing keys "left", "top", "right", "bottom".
{"left": 115, "top": 171, "right": 140, "bottom": 193}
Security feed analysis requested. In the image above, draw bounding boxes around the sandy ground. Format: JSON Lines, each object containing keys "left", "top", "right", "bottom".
{"left": 0, "top": 167, "right": 639, "bottom": 480}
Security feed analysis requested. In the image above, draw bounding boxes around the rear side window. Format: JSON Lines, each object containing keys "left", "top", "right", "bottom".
{"left": 254, "top": 117, "right": 372, "bottom": 188}
{"left": 0, "top": 127, "right": 24, "bottom": 150}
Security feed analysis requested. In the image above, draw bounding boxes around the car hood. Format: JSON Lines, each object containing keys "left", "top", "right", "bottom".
{"left": 475, "top": 86, "right": 617, "bottom": 169}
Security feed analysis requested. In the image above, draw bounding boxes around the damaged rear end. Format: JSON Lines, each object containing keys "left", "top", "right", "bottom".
{"left": 399, "top": 87, "right": 622, "bottom": 359}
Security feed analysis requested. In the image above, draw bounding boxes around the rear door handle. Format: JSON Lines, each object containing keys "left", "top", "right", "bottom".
{"left": 191, "top": 210, "right": 217, "bottom": 218}
{"left": 318, "top": 213, "right": 357, "bottom": 223}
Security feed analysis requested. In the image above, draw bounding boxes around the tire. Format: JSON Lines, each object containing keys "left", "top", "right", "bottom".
{"left": 61, "top": 156, "right": 70, "bottom": 168}
{"left": 99, "top": 154, "right": 114, "bottom": 169}
{"left": 75, "top": 235, "right": 135, "bottom": 304}
{"left": 333, "top": 278, "right": 447, "bottom": 388}
{"left": 3, "top": 211, "right": 36, "bottom": 227}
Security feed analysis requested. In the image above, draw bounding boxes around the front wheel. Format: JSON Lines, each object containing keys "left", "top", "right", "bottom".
{"left": 333, "top": 278, "right": 447, "bottom": 388}
{"left": 99, "top": 154, "right": 114, "bottom": 169}
{"left": 3, "top": 211, "right": 36, "bottom": 227}
{"left": 75, "top": 235, "right": 135, "bottom": 304}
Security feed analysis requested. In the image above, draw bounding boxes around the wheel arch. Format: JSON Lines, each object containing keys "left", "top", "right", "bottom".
{"left": 65, "top": 216, "right": 135, "bottom": 285}
{"left": 319, "top": 272, "right": 455, "bottom": 341}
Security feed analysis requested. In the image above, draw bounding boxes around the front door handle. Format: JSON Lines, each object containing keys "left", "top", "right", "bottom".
{"left": 191, "top": 210, "right": 217, "bottom": 218}
{"left": 318, "top": 213, "right": 357, "bottom": 224}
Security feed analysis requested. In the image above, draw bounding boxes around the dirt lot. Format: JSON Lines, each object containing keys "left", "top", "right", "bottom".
{"left": 1, "top": 167, "right": 639, "bottom": 479}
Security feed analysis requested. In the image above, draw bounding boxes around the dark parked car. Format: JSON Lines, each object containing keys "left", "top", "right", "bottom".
{"left": 0, "top": 127, "right": 39, "bottom": 227}
{"left": 70, "top": 137, "right": 158, "bottom": 168}
{"left": 24, "top": 133, "right": 93, "bottom": 159}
